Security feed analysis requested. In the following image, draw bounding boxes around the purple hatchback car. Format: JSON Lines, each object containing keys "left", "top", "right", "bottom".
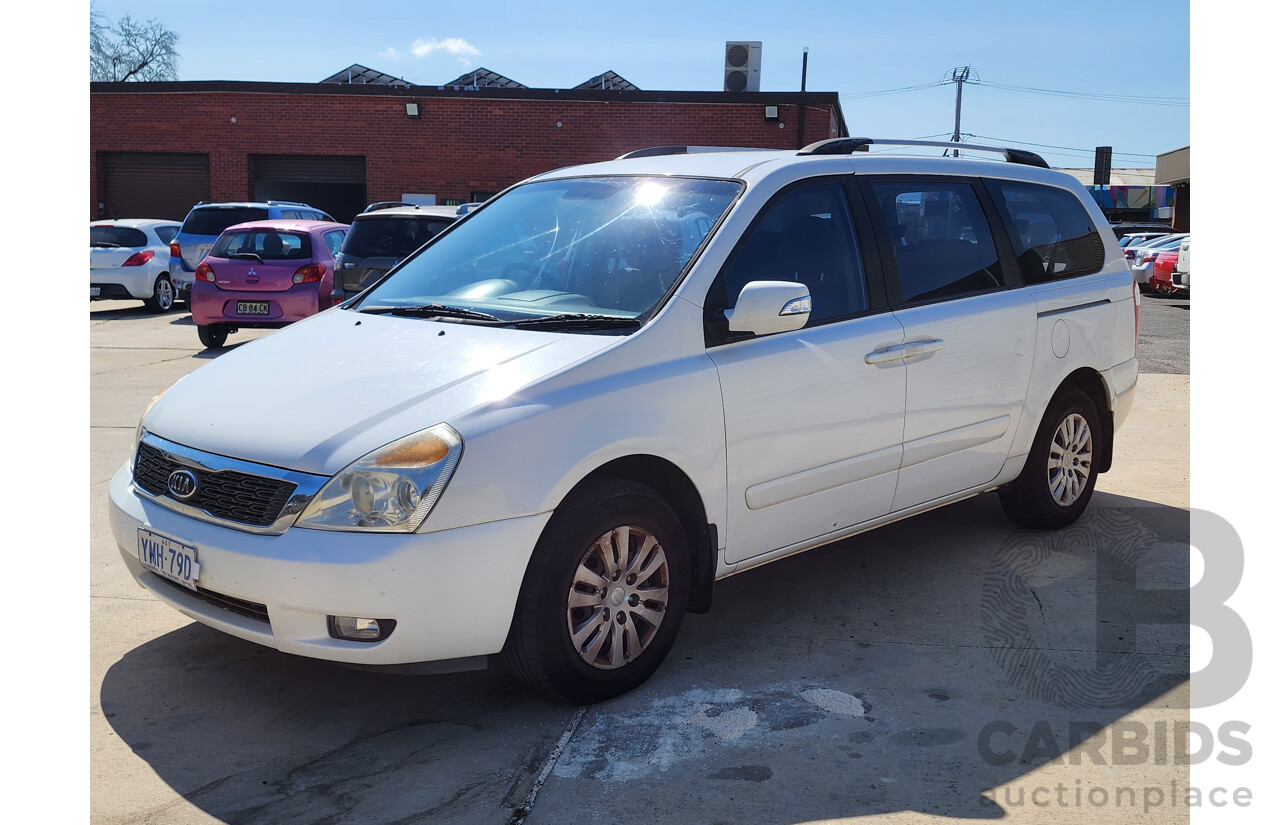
{"left": 191, "top": 220, "right": 349, "bottom": 349}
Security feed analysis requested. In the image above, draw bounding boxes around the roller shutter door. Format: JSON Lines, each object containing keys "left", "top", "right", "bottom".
{"left": 251, "top": 155, "right": 367, "bottom": 222}
{"left": 100, "top": 152, "right": 210, "bottom": 221}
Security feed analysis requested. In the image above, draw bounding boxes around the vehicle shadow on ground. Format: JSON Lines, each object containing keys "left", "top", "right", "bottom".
{"left": 99, "top": 493, "right": 1189, "bottom": 824}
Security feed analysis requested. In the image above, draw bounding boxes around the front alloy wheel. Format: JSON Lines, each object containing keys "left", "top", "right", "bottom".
{"left": 504, "top": 479, "right": 690, "bottom": 703}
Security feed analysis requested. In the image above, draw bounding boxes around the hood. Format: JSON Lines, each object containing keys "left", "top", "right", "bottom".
{"left": 146, "top": 309, "right": 617, "bottom": 475}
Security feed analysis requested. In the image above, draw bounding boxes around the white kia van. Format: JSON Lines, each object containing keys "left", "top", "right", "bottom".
{"left": 110, "top": 138, "right": 1140, "bottom": 703}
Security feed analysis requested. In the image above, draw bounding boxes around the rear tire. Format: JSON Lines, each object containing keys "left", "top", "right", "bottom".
{"left": 999, "top": 388, "right": 1100, "bottom": 529}
{"left": 197, "top": 324, "right": 229, "bottom": 349}
{"left": 144, "top": 275, "right": 175, "bottom": 313}
{"left": 504, "top": 478, "right": 690, "bottom": 703}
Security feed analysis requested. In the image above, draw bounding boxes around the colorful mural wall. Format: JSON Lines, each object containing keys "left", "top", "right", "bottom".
{"left": 1087, "top": 185, "right": 1175, "bottom": 218}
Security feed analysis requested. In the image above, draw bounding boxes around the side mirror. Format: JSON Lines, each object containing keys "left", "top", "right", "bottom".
{"left": 726, "top": 280, "right": 812, "bottom": 336}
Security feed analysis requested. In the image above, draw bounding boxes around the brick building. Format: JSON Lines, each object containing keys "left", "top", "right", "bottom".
{"left": 90, "top": 77, "right": 848, "bottom": 223}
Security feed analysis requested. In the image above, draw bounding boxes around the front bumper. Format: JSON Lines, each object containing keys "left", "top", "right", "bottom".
{"left": 109, "top": 463, "right": 551, "bottom": 665}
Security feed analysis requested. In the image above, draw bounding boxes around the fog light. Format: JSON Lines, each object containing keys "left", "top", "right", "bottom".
{"left": 328, "top": 615, "right": 397, "bottom": 642}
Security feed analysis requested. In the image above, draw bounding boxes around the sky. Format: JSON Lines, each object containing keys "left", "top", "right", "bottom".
{"left": 86, "top": 0, "right": 1191, "bottom": 169}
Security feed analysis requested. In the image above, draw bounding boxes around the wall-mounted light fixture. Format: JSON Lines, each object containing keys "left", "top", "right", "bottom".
{"left": 764, "top": 105, "right": 779, "bottom": 122}
{"left": 406, "top": 103, "right": 420, "bottom": 119}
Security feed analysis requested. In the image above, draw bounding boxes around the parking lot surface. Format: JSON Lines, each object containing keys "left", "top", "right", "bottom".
{"left": 91, "top": 300, "right": 1190, "bottom": 824}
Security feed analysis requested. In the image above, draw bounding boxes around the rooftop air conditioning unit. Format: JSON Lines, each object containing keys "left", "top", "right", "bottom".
{"left": 724, "top": 41, "right": 761, "bottom": 92}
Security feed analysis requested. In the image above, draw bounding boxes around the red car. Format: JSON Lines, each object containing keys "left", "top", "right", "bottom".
{"left": 191, "top": 219, "right": 349, "bottom": 349}
{"left": 1147, "top": 249, "right": 1180, "bottom": 295}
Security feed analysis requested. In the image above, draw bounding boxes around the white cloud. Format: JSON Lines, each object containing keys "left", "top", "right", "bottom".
{"left": 377, "top": 47, "right": 403, "bottom": 61}
{"left": 411, "top": 37, "right": 480, "bottom": 59}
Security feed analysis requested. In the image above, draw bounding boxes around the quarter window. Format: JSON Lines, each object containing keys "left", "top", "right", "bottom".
{"left": 871, "top": 181, "right": 1002, "bottom": 304}
{"left": 721, "top": 183, "right": 868, "bottom": 325}
{"left": 987, "top": 180, "right": 1104, "bottom": 284}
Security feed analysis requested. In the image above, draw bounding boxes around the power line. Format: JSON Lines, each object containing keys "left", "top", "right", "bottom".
{"left": 839, "top": 81, "right": 947, "bottom": 100}
{"left": 970, "top": 79, "right": 1188, "bottom": 106}
{"left": 965, "top": 133, "right": 1158, "bottom": 160}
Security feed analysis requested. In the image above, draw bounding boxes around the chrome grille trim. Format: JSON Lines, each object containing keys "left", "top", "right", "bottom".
{"left": 133, "top": 432, "right": 328, "bottom": 535}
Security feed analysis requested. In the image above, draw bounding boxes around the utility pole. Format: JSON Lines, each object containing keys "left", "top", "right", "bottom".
{"left": 950, "top": 66, "right": 971, "bottom": 157}
{"left": 796, "top": 47, "right": 809, "bottom": 150}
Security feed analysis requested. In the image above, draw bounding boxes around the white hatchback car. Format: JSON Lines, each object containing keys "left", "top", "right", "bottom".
{"left": 91, "top": 219, "right": 183, "bottom": 312}
{"left": 110, "top": 139, "right": 1139, "bottom": 702}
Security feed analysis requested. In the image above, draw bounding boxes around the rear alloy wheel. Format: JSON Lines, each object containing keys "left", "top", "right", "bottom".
{"left": 197, "top": 324, "right": 229, "bottom": 349}
{"left": 504, "top": 479, "right": 690, "bottom": 703}
{"left": 144, "top": 275, "right": 175, "bottom": 313}
{"left": 999, "top": 388, "right": 1100, "bottom": 529}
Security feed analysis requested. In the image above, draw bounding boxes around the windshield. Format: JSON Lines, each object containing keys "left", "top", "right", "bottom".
{"left": 356, "top": 176, "right": 741, "bottom": 324}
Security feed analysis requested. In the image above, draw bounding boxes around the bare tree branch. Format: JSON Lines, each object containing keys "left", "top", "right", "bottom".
{"left": 90, "top": 8, "right": 180, "bottom": 82}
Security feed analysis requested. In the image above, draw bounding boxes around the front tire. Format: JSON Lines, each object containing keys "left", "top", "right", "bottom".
{"left": 999, "top": 388, "right": 1100, "bottom": 529}
{"left": 197, "top": 324, "right": 229, "bottom": 349}
{"left": 144, "top": 275, "right": 175, "bottom": 313}
{"left": 504, "top": 478, "right": 690, "bottom": 703}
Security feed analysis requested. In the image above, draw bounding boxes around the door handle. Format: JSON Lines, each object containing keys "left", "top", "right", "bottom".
{"left": 902, "top": 338, "right": 944, "bottom": 358}
{"left": 864, "top": 345, "right": 905, "bottom": 365}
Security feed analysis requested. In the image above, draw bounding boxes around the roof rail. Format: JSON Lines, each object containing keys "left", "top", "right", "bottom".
{"left": 362, "top": 201, "right": 417, "bottom": 213}
{"left": 798, "top": 137, "right": 1049, "bottom": 168}
{"left": 615, "top": 145, "right": 775, "bottom": 160}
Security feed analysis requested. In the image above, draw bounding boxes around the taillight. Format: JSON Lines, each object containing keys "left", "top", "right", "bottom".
{"left": 169, "top": 241, "right": 181, "bottom": 258}
{"left": 194, "top": 262, "right": 215, "bottom": 282}
{"left": 293, "top": 263, "right": 326, "bottom": 284}
{"left": 122, "top": 250, "right": 155, "bottom": 267}
{"left": 1141, "top": 254, "right": 1157, "bottom": 264}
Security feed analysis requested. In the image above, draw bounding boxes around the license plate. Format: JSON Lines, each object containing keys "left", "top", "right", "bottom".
{"left": 137, "top": 528, "right": 201, "bottom": 591}
{"left": 237, "top": 302, "right": 271, "bottom": 315}
{"left": 90, "top": 287, "right": 101, "bottom": 297}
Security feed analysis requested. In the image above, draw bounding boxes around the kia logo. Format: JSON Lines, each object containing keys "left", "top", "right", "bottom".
{"left": 167, "top": 469, "right": 199, "bottom": 500}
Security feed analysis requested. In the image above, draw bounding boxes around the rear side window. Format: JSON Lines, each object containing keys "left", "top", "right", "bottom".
{"left": 154, "top": 225, "right": 179, "bottom": 244}
{"left": 987, "top": 181, "right": 1104, "bottom": 284}
{"left": 211, "top": 230, "right": 312, "bottom": 260}
{"left": 90, "top": 226, "right": 148, "bottom": 248}
{"left": 342, "top": 217, "right": 456, "bottom": 259}
{"left": 871, "top": 181, "right": 1003, "bottom": 304}
{"left": 323, "top": 229, "right": 346, "bottom": 257}
{"left": 183, "top": 207, "right": 269, "bottom": 236}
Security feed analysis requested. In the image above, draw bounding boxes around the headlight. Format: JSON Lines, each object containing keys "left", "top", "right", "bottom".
{"left": 132, "top": 390, "right": 167, "bottom": 469}
{"left": 294, "top": 424, "right": 463, "bottom": 533}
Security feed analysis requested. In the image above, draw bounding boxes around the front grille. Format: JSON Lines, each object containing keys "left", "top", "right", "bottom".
{"left": 150, "top": 575, "right": 271, "bottom": 624}
{"left": 135, "top": 441, "right": 298, "bottom": 528}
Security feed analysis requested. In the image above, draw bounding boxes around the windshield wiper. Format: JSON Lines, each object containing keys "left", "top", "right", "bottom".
{"left": 508, "top": 313, "right": 642, "bottom": 330}
{"left": 91, "top": 242, "right": 121, "bottom": 249}
{"left": 229, "top": 252, "right": 263, "bottom": 262}
{"left": 358, "top": 303, "right": 505, "bottom": 323}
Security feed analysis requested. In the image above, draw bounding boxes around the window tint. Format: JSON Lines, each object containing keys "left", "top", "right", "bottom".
{"left": 184, "top": 207, "right": 269, "bottom": 236}
{"left": 89, "top": 225, "right": 148, "bottom": 248}
{"left": 154, "top": 225, "right": 179, "bottom": 244}
{"left": 211, "top": 230, "right": 312, "bottom": 260}
{"left": 343, "top": 217, "right": 456, "bottom": 259}
{"left": 872, "top": 181, "right": 1002, "bottom": 303}
{"left": 722, "top": 183, "right": 868, "bottom": 324}
{"left": 323, "top": 229, "right": 346, "bottom": 257}
{"left": 988, "top": 180, "right": 1104, "bottom": 284}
